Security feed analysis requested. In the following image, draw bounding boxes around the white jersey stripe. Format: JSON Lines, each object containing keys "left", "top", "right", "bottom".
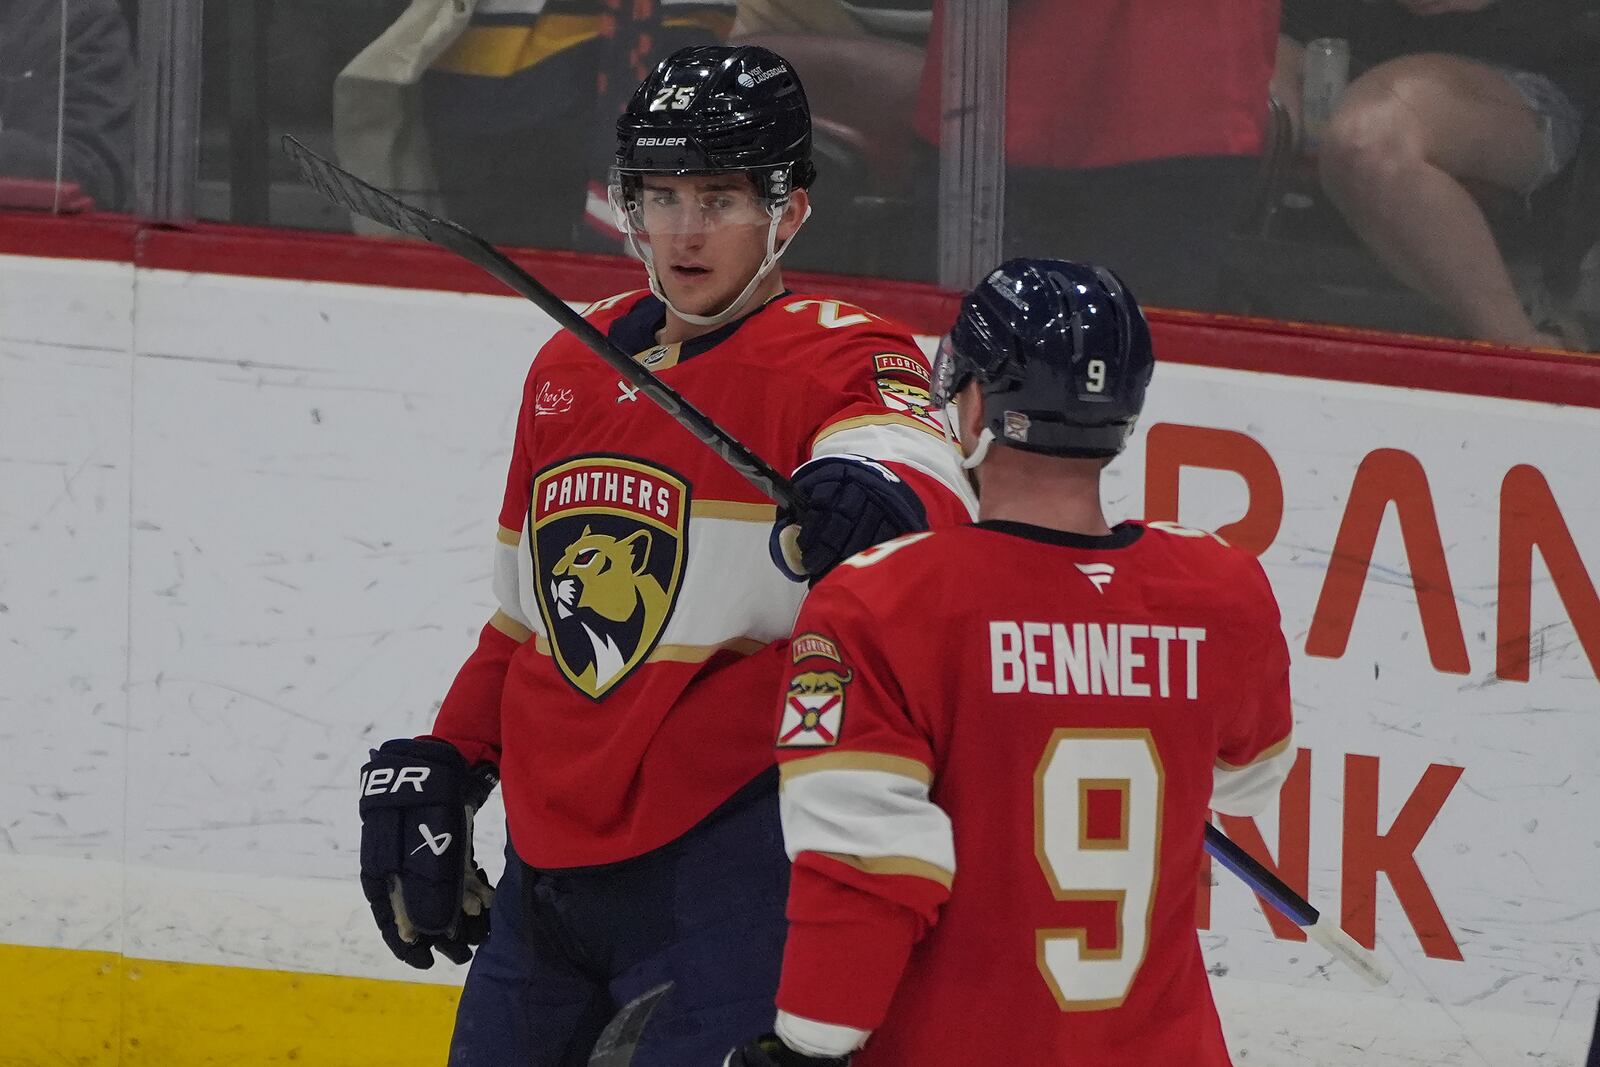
{"left": 503, "top": 512, "right": 805, "bottom": 649}
{"left": 810, "top": 420, "right": 978, "bottom": 519}
{"left": 1211, "top": 732, "right": 1296, "bottom": 817}
{"left": 781, "top": 766, "right": 957, "bottom": 878}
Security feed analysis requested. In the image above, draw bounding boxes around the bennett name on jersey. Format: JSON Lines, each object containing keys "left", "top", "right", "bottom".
{"left": 990, "top": 620, "right": 1207, "bottom": 699}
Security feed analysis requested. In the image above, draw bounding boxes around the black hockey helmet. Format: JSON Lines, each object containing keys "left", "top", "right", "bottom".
{"left": 614, "top": 44, "right": 816, "bottom": 201}
{"left": 932, "top": 259, "right": 1155, "bottom": 459}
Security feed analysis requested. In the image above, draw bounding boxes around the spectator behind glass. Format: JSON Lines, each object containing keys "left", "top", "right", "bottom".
{"left": 418, "top": 0, "right": 734, "bottom": 250}
{"left": 1276, "top": 0, "right": 1597, "bottom": 348}
{"left": 914, "top": 0, "right": 1279, "bottom": 310}
{"left": 0, "top": 0, "right": 133, "bottom": 211}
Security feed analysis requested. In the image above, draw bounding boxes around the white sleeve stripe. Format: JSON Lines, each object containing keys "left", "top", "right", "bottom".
{"left": 1212, "top": 734, "right": 1296, "bottom": 817}
{"left": 809, "top": 421, "right": 978, "bottom": 519}
{"left": 493, "top": 540, "right": 536, "bottom": 631}
{"left": 780, "top": 767, "right": 956, "bottom": 874}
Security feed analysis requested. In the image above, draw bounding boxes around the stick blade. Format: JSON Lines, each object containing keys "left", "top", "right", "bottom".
{"left": 587, "top": 981, "right": 673, "bottom": 1067}
{"left": 280, "top": 134, "right": 434, "bottom": 242}
{"left": 1306, "top": 914, "right": 1392, "bottom": 987}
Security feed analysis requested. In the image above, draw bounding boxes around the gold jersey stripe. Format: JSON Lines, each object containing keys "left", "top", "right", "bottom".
{"left": 1215, "top": 732, "right": 1293, "bottom": 771}
{"left": 490, "top": 610, "right": 533, "bottom": 643}
{"left": 812, "top": 412, "right": 953, "bottom": 450}
{"left": 815, "top": 851, "right": 954, "bottom": 890}
{"left": 691, "top": 500, "right": 778, "bottom": 522}
{"left": 497, "top": 525, "right": 522, "bottom": 546}
{"left": 531, "top": 632, "right": 766, "bottom": 663}
{"left": 432, "top": 12, "right": 733, "bottom": 78}
{"left": 780, "top": 750, "right": 934, "bottom": 788}
{"left": 431, "top": 15, "right": 598, "bottom": 77}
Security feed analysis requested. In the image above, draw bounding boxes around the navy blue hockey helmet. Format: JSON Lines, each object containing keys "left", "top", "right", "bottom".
{"left": 932, "top": 259, "right": 1155, "bottom": 459}
{"left": 614, "top": 45, "right": 816, "bottom": 197}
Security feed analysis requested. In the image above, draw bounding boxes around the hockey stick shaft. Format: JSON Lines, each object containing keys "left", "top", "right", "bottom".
{"left": 1204, "top": 823, "right": 1389, "bottom": 985}
{"left": 280, "top": 135, "right": 801, "bottom": 510}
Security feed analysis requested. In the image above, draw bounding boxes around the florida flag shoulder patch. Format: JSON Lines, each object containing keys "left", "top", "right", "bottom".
{"left": 778, "top": 664, "right": 853, "bottom": 748}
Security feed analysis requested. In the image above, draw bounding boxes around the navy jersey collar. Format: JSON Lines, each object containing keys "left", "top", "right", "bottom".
{"left": 974, "top": 520, "right": 1145, "bottom": 550}
{"left": 606, "top": 291, "right": 791, "bottom": 361}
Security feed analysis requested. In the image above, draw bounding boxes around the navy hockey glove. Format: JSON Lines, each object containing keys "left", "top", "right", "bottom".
{"left": 358, "top": 738, "right": 498, "bottom": 969}
{"left": 770, "top": 455, "right": 928, "bottom": 582}
{"left": 725, "top": 1035, "right": 851, "bottom": 1067}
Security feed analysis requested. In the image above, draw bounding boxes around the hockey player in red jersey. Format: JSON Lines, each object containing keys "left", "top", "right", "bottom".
{"left": 726, "top": 259, "right": 1296, "bottom": 1067}
{"left": 354, "top": 45, "right": 976, "bottom": 1067}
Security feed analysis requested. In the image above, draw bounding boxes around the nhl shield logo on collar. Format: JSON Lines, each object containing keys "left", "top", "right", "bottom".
{"left": 529, "top": 455, "right": 691, "bottom": 700}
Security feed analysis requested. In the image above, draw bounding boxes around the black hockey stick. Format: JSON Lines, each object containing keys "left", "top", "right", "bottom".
{"left": 1204, "top": 823, "right": 1389, "bottom": 985}
{"left": 280, "top": 136, "right": 801, "bottom": 511}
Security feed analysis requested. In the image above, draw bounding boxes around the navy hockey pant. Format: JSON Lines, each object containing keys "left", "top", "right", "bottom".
{"left": 448, "top": 782, "right": 789, "bottom": 1066}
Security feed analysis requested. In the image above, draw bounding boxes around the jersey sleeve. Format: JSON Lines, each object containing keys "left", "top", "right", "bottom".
{"left": 1211, "top": 555, "right": 1295, "bottom": 816}
{"left": 801, "top": 323, "right": 977, "bottom": 527}
{"left": 773, "top": 575, "right": 954, "bottom": 1047}
{"left": 425, "top": 362, "right": 541, "bottom": 769}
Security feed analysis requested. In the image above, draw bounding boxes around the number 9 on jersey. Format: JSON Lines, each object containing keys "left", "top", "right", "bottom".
{"left": 1034, "top": 728, "right": 1164, "bottom": 1011}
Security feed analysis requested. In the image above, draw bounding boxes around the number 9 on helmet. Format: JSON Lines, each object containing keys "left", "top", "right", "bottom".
{"left": 931, "top": 258, "right": 1155, "bottom": 461}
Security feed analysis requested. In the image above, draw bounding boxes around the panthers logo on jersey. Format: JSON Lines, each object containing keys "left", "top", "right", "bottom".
{"left": 530, "top": 455, "right": 690, "bottom": 700}
{"left": 779, "top": 668, "right": 853, "bottom": 748}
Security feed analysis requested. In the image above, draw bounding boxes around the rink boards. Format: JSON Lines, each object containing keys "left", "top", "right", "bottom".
{"left": 1, "top": 250, "right": 1597, "bottom": 1065}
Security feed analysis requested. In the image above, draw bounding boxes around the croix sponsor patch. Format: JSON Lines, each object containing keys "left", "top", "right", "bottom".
{"left": 535, "top": 381, "right": 574, "bottom": 416}
{"left": 530, "top": 455, "right": 690, "bottom": 700}
{"left": 778, "top": 668, "right": 853, "bottom": 748}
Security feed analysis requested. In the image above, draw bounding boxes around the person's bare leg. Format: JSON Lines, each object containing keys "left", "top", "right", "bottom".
{"left": 1317, "top": 53, "right": 1553, "bottom": 345}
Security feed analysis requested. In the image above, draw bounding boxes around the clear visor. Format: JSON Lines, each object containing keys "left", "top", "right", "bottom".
{"left": 930, "top": 333, "right": 970, "bottom": 408}
{"left": 608, "top": 170, "right": 782, "bottom": 238}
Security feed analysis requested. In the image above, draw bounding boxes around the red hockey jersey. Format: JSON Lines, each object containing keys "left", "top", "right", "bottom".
{"left": 772, "top": 520, "right": 1294, "bottom": 1066}
{"left": 427, "top": 289, "right": 976, "bottom": 868}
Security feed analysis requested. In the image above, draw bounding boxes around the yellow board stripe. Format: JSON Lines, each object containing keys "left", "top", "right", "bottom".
{"left": 780, "top": 750, "right": 934, "bottom": 787}
{"left": 0, "top": 943, "right": 459, "bottom": 1066}
{"left": 816, "top": 851, "right": 955, "bottom": 890}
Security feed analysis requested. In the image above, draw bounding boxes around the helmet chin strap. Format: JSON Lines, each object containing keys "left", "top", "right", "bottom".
{"left": 961, "top": 427, "right": 996, "bottom": 470}
{"left": 636, "top": 203, "right": 812, "bottom": 329}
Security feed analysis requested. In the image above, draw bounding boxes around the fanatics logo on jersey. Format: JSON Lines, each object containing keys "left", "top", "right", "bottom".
{"left": 535, "top": 381, "right": 574, "bottom": 416}
{"left": 1075, "top": 563, "right": 1115, "bottom": 593}
{"left": 778, "top": 668, "right": 853, "bottom": 747}
{"left": 530, "top": 455, "right": 690, "bottom": 700}
{"left": 791, "top": 632, "right": 842, "bottom": 664}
